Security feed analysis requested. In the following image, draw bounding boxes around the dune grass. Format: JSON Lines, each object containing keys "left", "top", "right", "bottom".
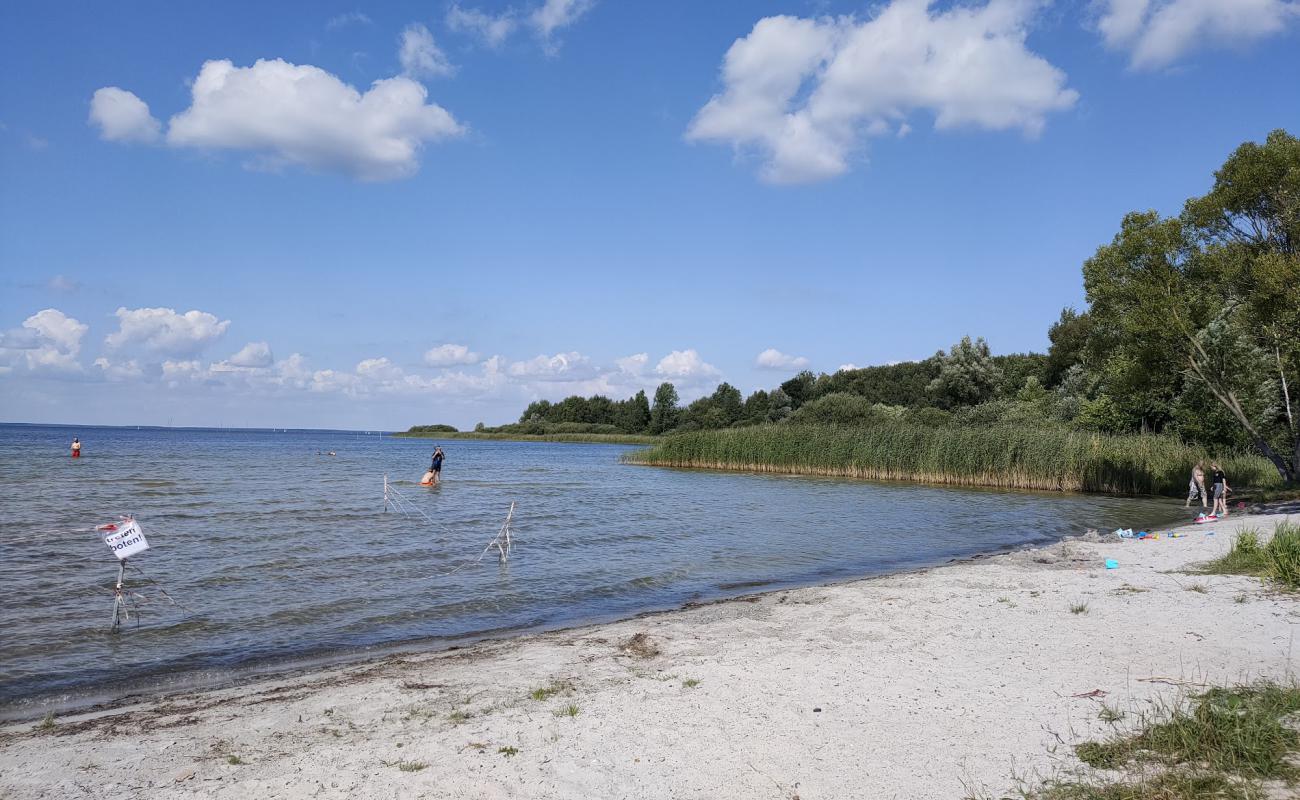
{"left": 991, "top": 681, "right": 1300, "bottom": 800}
{"left": 1200, "top": 522, "right": 1300, "bottom": 589}
{"left": 624, "top": 423, "right": 1282, "bottom": 496}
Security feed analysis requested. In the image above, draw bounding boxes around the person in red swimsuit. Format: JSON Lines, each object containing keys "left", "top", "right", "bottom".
{"left": 71, "top": 438, "right": 82, "bottom": 458}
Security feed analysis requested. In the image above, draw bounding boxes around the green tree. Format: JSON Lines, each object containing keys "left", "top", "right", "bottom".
{"left": 927, "top": 336, "right": 1003, "bottom": 409}
{"left": 743, "top": 390, "right": 771, "bottom": 423}
{"left": 616, "top": 390, "right": 652, "bottom": 433}
{"left": 649, "top": 382, "right": 680, "bottom": 434}
{"left": 779, "top": 371, "right": 817, "bottom": 410}
{"left": 710, "top": 382, "right": 744, "bottom": 426}
{"left": 519, "top": 399, "right": 552, "bottom": 424}
{"left": 1083, "top": 130, "right": 1300, "bottom": 479}
{"left": 1044, "top": 308, "right": 1093, "bottom": 388}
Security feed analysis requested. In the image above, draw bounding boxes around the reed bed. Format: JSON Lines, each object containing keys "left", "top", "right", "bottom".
{"left": 624, "top": 424, "right": 1283, "bottom": 495}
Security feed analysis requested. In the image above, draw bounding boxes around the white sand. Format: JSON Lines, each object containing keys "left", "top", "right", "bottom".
{"left": 2, "top": 512, "right": 1296, "bottom": 799}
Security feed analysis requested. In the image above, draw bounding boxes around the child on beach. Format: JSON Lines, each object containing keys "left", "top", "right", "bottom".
{"left": 1210, "top": 462, "right": 1229, "bottom": 518}
{"left": 1185, "top": 462, "right": 1206, "bottom": 508}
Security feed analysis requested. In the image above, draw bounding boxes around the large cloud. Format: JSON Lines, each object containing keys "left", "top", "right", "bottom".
{"left": 687, "top": 0, "right": 1078, "bottom": 183}
{"left": 1096, "top": 0, "right": 1300, "bottom": 69}
{"left": 93, "top": 58, "right": 465, "bottom": 181}
{"left": 104, "top": 307, "right": 230, "bottom": 356}
{"left": 0, "top": 309, "right": 88, "bottom": 373}
{"left": 89, "top": 87, "right": 162, "bottom": 144}
{"left": 399, "top": 23, "right": 456, "bottom": 79}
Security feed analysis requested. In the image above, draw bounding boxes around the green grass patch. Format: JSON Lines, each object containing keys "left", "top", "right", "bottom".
{"left": 1069, "top": 602, "right": 1089, "bottom": 615}
{"left": 529, "top": 683, "right": 565, "bottom": 702}
{"left": 1075, "top": 683, "right": 1300, "bottom": 779}
{"left": 1200, "top": 522, "right": 1300, "bottom": 589}
{"left": 1006, "top": 681, "right": 1300, "bottom": 800}
{"left": 498, "top": 746, "right": 519, "bottom": 757}
{"left": 682, "top": 678, "right": 701, "bottom": 688}
{"left": 394, "top": 760, "right": 428, "bottom": 772}
{"left": 556, "top": 704, "right": 580, "bottom": 718}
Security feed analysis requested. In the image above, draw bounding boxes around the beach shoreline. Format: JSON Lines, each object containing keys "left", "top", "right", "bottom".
{"left": 3, "top": 510, "right": 1296, "bottom": 799}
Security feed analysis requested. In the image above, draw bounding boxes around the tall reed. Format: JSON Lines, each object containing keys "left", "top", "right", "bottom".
{"left": 624, "top": 423, "right": 1283, "bottom": 495}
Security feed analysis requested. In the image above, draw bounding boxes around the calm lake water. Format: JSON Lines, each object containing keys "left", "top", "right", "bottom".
{"left": 0, "top": 423, "right": 1182, "bottom": 714}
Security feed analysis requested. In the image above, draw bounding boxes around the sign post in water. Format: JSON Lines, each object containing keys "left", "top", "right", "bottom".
{"left": 97, "top": 517, "right": 149, "bottom": 632}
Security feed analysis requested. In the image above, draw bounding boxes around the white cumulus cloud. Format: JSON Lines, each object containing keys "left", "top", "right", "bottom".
{"left": 654, "top": 349, "right": 720, "bottom": 381}
{"left": 94, "top": 58, "right": 465, "bottom": 181}
{"left": 399, "top": 23, "right": 456, "bottom": 79}
{"left": 1096, "top": 0, "right": 1300, "bottom": 69}
{"left": 105, "top": 307, "right": 230, "bottom": 356}
{"left": 756, "top": 348, "right": 810, "bottom": 370}
{"left": 0, "top": 309, "right": 89, "bottom": 372}
{"left": 446, "top": 3, "right": 519, "bottom": 47}
{"left": 226, "top": 341, "right": 274, "bottom": 368}
{"left": 424, "top": 343, "right": 481, "bottom": 367}
{"left": 687, "top": 0, "right": 1078, "bottom": 184}
{"left": 89, "top": 87, "right": 162, "bottom": 144}
{"left": 507, "top": 351, "right": 601, "bottom": 382}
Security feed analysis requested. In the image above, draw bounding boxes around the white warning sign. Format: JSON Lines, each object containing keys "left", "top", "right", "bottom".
{"left": 99, "top": 519, "right": 150, "bottom": 560}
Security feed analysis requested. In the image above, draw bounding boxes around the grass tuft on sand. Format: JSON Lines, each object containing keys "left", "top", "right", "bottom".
{"left": 1199, "top": 522, "right": 1300, "bottom": 589}
{"left": 1007, "top": 681, "right": 1300, "bottom": 800}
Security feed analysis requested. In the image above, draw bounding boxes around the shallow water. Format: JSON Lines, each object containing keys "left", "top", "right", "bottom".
{"left": 0, "top": 424, "right": 1182, "bottom": 712}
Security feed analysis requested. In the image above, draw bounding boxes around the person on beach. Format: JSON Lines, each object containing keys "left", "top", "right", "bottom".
{"left": 1210, "top": 462, "right": 1229, "bottom": 518}
{"left": 70, "top": 438, "right": 81, "bottom": 458}
{"left": 430, "top": 447, "right": 445, "bottom": 485}
{"left": 1185, "top": 462, "right": 1206, "bottom": 508}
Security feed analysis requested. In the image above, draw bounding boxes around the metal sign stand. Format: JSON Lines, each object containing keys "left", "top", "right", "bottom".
{"left": 110, "top": 558, "right": 128, "bottom": 633}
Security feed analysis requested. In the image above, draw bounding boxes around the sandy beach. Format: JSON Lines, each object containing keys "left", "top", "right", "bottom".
{"left": 2, "top": 510, "right": 1296, "bottom": 800}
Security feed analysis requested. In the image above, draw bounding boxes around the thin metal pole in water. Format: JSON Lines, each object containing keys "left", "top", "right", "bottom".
{"left": 383, "top": 474, "right": 389, "bottom": 512}
{"left": 110, "top": 559, "right": 127, "bottom": 633}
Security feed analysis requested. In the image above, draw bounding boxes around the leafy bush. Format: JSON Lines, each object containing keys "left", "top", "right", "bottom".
{"left": 786, "top": 393, "right": 886, "bottom": 426}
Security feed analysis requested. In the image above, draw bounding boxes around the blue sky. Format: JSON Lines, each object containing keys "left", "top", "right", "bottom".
{"left": 2, "top": 0, "right": 1298, "bottom": 430}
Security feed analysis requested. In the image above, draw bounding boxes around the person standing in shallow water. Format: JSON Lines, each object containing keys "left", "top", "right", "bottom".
{"left": 430, "top": 447, "right": 445, "bottom": 485}
{"left": 70, "top": 438, "right": 81, "bottom": 458}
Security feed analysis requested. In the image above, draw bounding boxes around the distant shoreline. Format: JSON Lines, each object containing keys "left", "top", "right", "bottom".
{"left": 392, "top": 431, "right": 657, "bottom": 445}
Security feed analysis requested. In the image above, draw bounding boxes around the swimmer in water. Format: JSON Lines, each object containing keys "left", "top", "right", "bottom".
{"left": 71, "top": 438, "right": 81, "bottom": 458}
{"left": 420, "top": 468, "right": 436, "bottom": 486}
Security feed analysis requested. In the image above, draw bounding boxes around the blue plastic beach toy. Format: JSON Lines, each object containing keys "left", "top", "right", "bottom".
{"left": 1105, "top": 559, "right": 1119, "bottom": 569}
